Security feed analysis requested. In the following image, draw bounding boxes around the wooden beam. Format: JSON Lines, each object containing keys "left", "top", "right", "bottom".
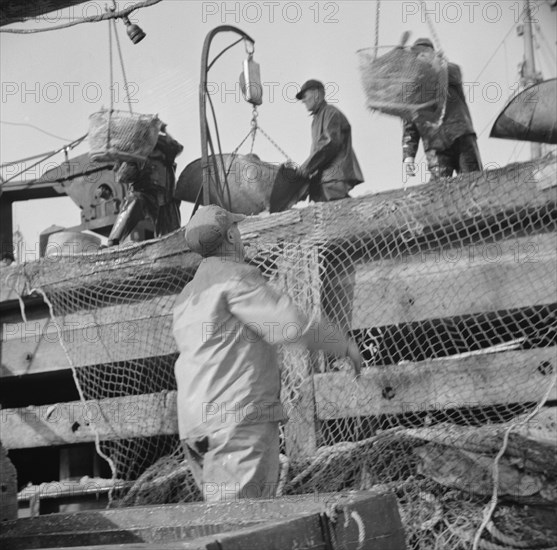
{"left": 313, "top": 347, "right": 557, "bottom": 419}
{"left": 0, "top": 392, "right": 178, "bottom": 450}
{"left": 3, "top": 347, "right": 555, "bottom": 449}
{"left": 349, "top": 232, "right": 557, "bottom": 328}
{"left": 1, "top": 295, "right": 177, "bottom": 377}
{"left": 0, "top": 490, "right": 403, "bottom": 550}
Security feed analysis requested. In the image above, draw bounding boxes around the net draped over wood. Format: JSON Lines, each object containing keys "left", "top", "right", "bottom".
{"left": 7, "top": 155, "right": 557, "bottom": 549}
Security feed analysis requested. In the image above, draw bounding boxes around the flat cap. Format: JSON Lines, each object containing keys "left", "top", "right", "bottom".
{"left": 413, "top": 37, "right": 434, "bottom": 49}
{"left": 185, "top": 205, "right": 245, "bottom": 256}
{"left": 296, "top": 79, "right": 325, "bottom": 100}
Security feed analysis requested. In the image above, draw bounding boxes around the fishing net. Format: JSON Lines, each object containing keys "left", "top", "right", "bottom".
{"left": 5, "top": 154, "right": 557, "bottom": 549}
{"left": 358, "top": 45, "right": 448, "bottom": 125}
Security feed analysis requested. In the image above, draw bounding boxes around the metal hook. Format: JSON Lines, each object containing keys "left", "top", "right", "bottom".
{"left": 244, "top": 38, "right": 255, "bottom": 56}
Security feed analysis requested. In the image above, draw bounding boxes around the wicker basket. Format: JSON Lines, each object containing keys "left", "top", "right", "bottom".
{"left": 88, "top": 110, "right": 162, "bottom": 163}
{"left": 358, "top": 46, "right": 448, "bottom": 124}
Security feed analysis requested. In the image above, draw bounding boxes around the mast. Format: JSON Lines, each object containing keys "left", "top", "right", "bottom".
{"left": 522, "top": 0, "right": 542, "bottom": 159}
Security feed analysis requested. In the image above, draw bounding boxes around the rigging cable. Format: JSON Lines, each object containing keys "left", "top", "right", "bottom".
{"left": 535, "top": 24, "right": 557, "bottom": 65}
{"left": 419, "top": 0, "right": 443, "bottom": 53}
{"left": 472, "top": 23, "right": 516, "bottom": 83}
{"left": 0, "top": 150, "right": 63, "bottom": 168}
{"left": 373, "top": 0, "right": 380, "bottom": 60}
{"left": 0, "top": 120, "right": 72, "bottom": 141}
{"left": 111, "top": 17, "right": 134, "bottom": 113}
{"left": 0, "top": 134, "right": 87, "bottom": 186}
{"left": 0, "top": 0, "right": 162, "bottom": 34}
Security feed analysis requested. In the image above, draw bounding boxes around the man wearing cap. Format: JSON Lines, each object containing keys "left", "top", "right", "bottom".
{"left": 107, "top": 128, "right": 183, "bottom": 247}
{"left": 173, "top": 205, "right": 362, "bottom": 502}
{"left": 403, "top": 38, "right": 482, "bottom": 180}
{"left": 295, "top": 79, "right": 364, "bottom": 202}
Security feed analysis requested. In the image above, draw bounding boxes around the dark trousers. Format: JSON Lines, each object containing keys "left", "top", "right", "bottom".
{"left": 108, "top": 189, "right": 181, "bottom": 246}
{"left": 426, "top": 134, "right": 482, "bottom": 179}
{"left": 309, "top": 179, "right": 352, "bottom": 202}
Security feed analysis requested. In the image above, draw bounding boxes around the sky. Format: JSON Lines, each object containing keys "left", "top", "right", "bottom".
{"left": 1, "top": 0, "right": 556, "bottom": 255}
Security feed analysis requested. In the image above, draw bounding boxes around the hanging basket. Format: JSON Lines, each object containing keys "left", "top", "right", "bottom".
{"left": 88, "top": 110, "right": 162, "bottom": 163}
{"left": 358, "top": 46, "right": 448, "bottom": 125}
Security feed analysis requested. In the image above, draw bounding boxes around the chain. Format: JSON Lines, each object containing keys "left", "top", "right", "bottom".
{"left": 250, "top": 107, "right": 258, "bottom": 154}
{"left": 229, "top": 106, "right": 292, "bottom": 162}
{"left": 257, "top": 124, "right": 292, "bottom": 161}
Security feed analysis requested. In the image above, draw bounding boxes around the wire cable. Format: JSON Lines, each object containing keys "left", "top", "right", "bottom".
{"left": 112, "top": 17, "right": 134, "bottom": 113}
{"left": 0, "top": 134, "right": 87, "bottom": 186}
{"left": 0, "top": 0, "right": 162, "bottom": 34}
{"left": 472, "top": 23, "right": 517, "bottom": 83}
{"left": 0, "top": 120, "right": 72, "bottom": 141}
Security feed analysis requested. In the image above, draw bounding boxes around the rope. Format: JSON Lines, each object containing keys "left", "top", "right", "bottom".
{"left": 373, "top": 0, "right": 381, "bottom": 60}
{"left": 108, "top": 16, "right": 115, "bottom": 112}
{"left": 471, "top": 365, "right": 557, "bottom": 550}
{"left": 419, "top": 0, "right": 443, "bottom": 53}
{"left": 112, "top": 18, "right": 134, "bottom": 114}
{"left": 31, "top": 288, "right": 119, "bottom": 505}
{"left": 0, "top": 0, "right": 163, "bottom": 34}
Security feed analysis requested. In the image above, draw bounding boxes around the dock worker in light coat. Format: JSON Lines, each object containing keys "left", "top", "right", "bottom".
{"left": 173, "top": 205, "right": 362, "bottom": 502}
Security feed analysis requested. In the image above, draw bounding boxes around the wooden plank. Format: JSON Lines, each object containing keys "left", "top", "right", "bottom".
{"left": 1, "top": 295, "right": 177, "bottom": 377}
{"left": 349, "top": 232, "right": 557, "bottom": 328}
{"left": 355, "top": 304, "right": 556, "bottom": 367}
{"left": 0, "top": 393, "right": 178, "bottom": 450}
{"left": 0, "top": 491, "right": 400, "bottom": 547}
{"left": 314, "top": 347, "right": 557, "bottom": 419}
{"left": 284, "top": 371, "right": 319, "bottom": 460}
{"left": 10, "top": 491, "right": 406, "bottom": 550}
{"left": 214, "top": 515, "right": 326, "bottom": 550}
{"left": 3, "top": 348, "right": 555, "bottom": 449}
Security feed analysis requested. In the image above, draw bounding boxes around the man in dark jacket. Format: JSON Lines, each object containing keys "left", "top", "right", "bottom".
{"left": 403, "top": 38, "right": 482, "bottom": 180}
{"left": 107, "top": 128, "right": 183, "bottom": 247}
{"left": 296, "top": 79, "right": 364, "bottom": 201}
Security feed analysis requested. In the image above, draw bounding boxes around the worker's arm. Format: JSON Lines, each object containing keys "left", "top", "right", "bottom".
{"left": 300, "top": 317, "right": 362, "bottom": 376}
{"left": 228, "top": 270, "right": 362, "bottom": 376}
{"left": 402, "top": 119, "right": 421, "bottom": 177}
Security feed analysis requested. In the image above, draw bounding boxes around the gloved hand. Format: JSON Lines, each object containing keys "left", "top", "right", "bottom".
{"left": 403, "top": 157, "right": 417, "bottom": 177}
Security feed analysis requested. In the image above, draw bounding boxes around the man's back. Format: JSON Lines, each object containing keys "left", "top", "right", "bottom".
{"left": 173, "top": 257, "right": 300, "bottom": 439}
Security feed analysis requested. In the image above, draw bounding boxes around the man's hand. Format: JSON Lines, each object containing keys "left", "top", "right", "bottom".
{"left": 282, "top": 159, "right": 298, "bottom": 171}
{"left": 346, "top": 339, "right": 362, "bottom": 378}
{"left": 403, "top": 157, "right": 416, "bottom": 177}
